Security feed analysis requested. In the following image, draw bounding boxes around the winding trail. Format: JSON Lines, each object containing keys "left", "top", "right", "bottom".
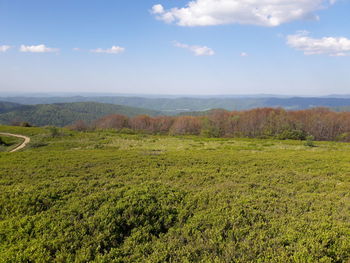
{"left": 0, "top": 133, "right": 31, "bottom": 152}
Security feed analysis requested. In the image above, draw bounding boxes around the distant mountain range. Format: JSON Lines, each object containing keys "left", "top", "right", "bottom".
{"left": 2, "top": 95, "right": 350, "bottom": 112}
{"left": 0, "top": 102, "right": 160, "bottom": 127}
{"left": 1, "top": 95, "right": 350, "bottom": 127}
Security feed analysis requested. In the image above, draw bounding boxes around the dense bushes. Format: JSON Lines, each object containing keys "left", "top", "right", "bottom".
{"left": 1, "top": 131, "right": 350, "bottom": 262}
{"left": 0, "top": 182, "right": 185, "bottom": 262}
{"left": 80, "top": 108, "right": 350, "bottom": 142}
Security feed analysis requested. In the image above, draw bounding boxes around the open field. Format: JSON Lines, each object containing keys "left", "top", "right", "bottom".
{"left": 0, "top": 125, "right": 349, "bottom": 262}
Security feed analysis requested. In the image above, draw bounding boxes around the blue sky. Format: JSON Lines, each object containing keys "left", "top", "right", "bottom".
{"left": 0, "top": 0, "right": 350, "bottom": 95}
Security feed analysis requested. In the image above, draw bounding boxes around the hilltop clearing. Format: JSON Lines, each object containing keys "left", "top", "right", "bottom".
{"left": 0, "top": 125, "right": 349, "bottom": 262}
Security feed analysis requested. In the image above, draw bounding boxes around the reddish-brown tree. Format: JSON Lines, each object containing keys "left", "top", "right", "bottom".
{"left": 94, "top": 114, "right": 128, "bottom": 130}
{"left": 149, "top": 116, "right": 175, "bottom": 134}
{"left": 68, "top": 120, "right": 88, "bottom": 131}
{"left": 129, "top": 115, "right": 152, "bottom": 131}
{"left": 84, "top": 107, "right": 350, "bottom": 141}
{"left": 170, "top": 116, "right": 202, "bottom": 135}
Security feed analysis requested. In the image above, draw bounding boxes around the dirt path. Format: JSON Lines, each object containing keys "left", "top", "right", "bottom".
{"left": 0, "top": 133, "right": 31, "bottom": 152}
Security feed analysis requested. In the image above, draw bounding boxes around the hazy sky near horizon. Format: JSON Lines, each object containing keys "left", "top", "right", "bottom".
{"left": 1, "top": 0, "right": 350, "bottom": 95}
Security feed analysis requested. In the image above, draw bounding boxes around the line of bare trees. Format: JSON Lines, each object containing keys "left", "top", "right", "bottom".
{"left": 67, "top": 108, "right": 350, "bottom": 142}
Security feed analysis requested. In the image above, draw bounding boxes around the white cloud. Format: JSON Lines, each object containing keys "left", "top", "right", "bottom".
{"left": 73, "top": 48, "right": 81, "bottom": 51}
{"left": 174, "top": 41, "right": 215, "bottom": 56}
{"left": 0, "top": 45, "right": 11, "bottom": 52}
{"left": 20, "top": 44, "right": 59, "bottom": 53}
{"left": 90, "top": 46, "right": 125, "bottom": 54}
{"left": 152, "top": 4, "right": 164, "bottom": 14}
{"left": 287, "top": 31, "right": 350, "bottom": 56}
{"left": 240, "top": 52, "right": 248, "bottom": 57}
{"left": 152, "top": 0, "right": 336, "bottom": 27}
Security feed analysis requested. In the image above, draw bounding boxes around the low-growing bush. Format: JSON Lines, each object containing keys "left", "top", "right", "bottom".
{"left": 19, "top": 122, "right": 32, "bottom": 127}
{"left": 30, "top": 142, "right": 49, "bottom": 148}
{"left": 276, "top": 129, "right": 307, "bottom": 140}
{"left": 117, "top": 128, "right": 135, "bottom": 134}
{"left": 1, "top": 126, "right": 350, "bottom": 262}
{"left": 336, "top": 132, "right": 350, "bottom": 142}
{"left": 48, "top": 126, "right": 60, "bottom": 137}
{"left": 305, "top": 135, "right": 316, "bottom": 147}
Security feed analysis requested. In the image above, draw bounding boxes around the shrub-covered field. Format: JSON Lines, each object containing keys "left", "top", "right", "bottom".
{"left": 0, "top": 134, "right": 23, "bottom": 152}
{"left": 0, "top": 125, "right": 349, "bottom": 262}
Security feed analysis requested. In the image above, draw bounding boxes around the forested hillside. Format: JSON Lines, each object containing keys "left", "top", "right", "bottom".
{"left": 3, "top": 95, "right": 350, "bottom": 112}
{"left": 0, "top": 101, "right": 22, "bottom": 113}
{"left": 0, "top": 102, "right": 160, "bottom": 127}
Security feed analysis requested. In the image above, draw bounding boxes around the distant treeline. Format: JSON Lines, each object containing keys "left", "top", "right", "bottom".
{"left": 0, "top": 102, "right": 161, "bottom": 127}
{"left": 66, "top": 107, "right": 350, "bottom": 142}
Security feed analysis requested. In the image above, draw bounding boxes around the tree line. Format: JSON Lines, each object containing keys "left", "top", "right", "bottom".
{"left": 67, "top": 107, "right": 350, "bottom": 142}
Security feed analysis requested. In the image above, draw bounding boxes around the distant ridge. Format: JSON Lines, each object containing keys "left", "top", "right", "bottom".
{"left": 0, "top": 102, "right": 160, "bottom": 127}
{"left": 0, "top": 101, "right": 23, "bottom": 114}
{"left": 2, "top": 96, "right": 350, "bottom": 113}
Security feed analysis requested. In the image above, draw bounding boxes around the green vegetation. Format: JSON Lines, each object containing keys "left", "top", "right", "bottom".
{"left": 0, "top": 125, "right": 349, "bottom": 262}
{"left": 0, "top": 102, "right": 161, "bottom": 127}
{"left": 0, "top": 134, "right": 23, "bottom": 152}
{"left": 305, "top": 135, "right": 316, "bottom": 147}
{"left": 0, "top": 101, "right": 22, "bottom": 114}
{"left": 3, "top": 95, "right": 350, "bottom": 112}
{"left": 333, "top": 106, "right": 350, "bottom": 112}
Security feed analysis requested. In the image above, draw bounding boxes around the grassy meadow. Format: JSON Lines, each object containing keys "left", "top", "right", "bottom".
{"left": 0, "top": 125, "right": 349, "bottom": 262}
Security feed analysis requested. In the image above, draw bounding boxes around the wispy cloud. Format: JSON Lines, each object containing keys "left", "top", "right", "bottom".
{"left": 90, "top": 46, "right": 125, "bottom": 54}
{"left": 174, "top": 41, "right": 214, "bottom": 56}
{"left": 240, "top": 52, "right": 248, "bottom": 57}
{"left": 0, "top": 45, "right": 11, "bottom": 52}
{"left": 20, "top": 44, "right": 59, "bottom": 53}
{"left": 152, "top": 0, "right": 336, "bottom": 27}
{"left": 287, "top": 31, "right": 350, "bottom": 56}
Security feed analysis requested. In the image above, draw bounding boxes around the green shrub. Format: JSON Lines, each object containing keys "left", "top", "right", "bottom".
{"left": 118, "top": 128, "right": 135, "bottom": 134}
{"left": 48, "top": 126, "right": 60, "bottom": 137}
{"left": 200, "top": 118, "right": 221, "bottom": 138}
{"left": 305, "top": 135, "right": 316, "bottom": 147}
{"left": 30, "top": 142, "right": 49, "bottom": 148}
{"left": 335, "top": 132, "right": 350, "bottom": 142}
{"left": 1, "top": 126, "right": 350, "bottom": 262}
{"left": 19, "top": 122, "right": 32, "bottom": 127}
{"left": 277, "top": 129, "right": 307, "bottom": 140}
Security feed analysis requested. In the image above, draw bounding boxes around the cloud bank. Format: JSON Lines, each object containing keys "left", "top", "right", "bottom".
{"left": 152, "top": 0, "right": 336, "bottom": 27}
{"left": 0, "top": 45, "right": 11, "bottom": 52}
{"left": 287, "top": 31, "right": 350, "bottom": 56}
{"left": 174, "top": 41, "right": 215, "bottom": 56}
{"left": 19, "top": 44, "right": 59, "bottom": 53}
{"left": 90, "top": 46, "right": 125, "bottom": 54}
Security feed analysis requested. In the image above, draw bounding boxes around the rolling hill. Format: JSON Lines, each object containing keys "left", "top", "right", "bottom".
{"left": 2, "top": 95, "right": 350, "bottom": 112}
{"left": 0, "top": 102, "right": 160, "bottom": 127}
{"left": 0, "top": 101, "right": 22, "bottom": 113}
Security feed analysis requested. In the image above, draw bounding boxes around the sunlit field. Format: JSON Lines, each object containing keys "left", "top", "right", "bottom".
{"left": 0, "top": 126, "right": 349, "bottom": 262}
